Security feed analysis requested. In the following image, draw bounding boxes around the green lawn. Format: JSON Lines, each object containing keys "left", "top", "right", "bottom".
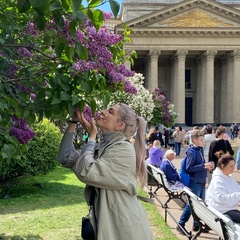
{"left": 0, "top": 167, "right": 179, "bottom": 240}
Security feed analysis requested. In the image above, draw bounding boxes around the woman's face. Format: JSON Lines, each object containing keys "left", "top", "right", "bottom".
{"left": 222, "top": 160, "right": 235, "bottom": 176}
{"left": 96, "top": 104, "right": 125, "bottom": 133}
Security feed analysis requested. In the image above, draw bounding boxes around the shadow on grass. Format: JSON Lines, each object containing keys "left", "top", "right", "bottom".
{"left": 0, "top": 167, "right": 86, "bottom": 215}
{"left": 0, "top": 234, "right": 43, "bottom": 240}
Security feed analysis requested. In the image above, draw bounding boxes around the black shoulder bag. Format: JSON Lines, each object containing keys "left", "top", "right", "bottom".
{"left": 81, "top": 187, "right": 97, "bottom": 240}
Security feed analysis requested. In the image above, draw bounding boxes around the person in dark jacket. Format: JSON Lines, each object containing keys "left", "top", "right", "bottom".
{"left": 208, "top": 126, "right": 234, "bottom": 183}
{"left": 176, "top": 130, "right": 214, "bottom": 235}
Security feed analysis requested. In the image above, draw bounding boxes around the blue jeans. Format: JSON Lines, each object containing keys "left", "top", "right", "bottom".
{"left": 174, "top": 142, "right": 181, "bottom": 156}
{"left": 179, "top": 181, "right": 206, "bottom": 227}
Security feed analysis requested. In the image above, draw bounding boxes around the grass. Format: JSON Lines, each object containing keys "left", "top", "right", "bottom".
{"left": 0, "top": 167, "right": 179, "bottom": 240}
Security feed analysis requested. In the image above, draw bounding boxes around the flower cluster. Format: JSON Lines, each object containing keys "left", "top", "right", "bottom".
{"left": 110, "top": 73, "right": 154, "bottom": 121}
{"left": 17, "top": 47, "right": 34, "bottom": 58}
{"left": 9, "top": 116, "right": 36, "bottom": 144}
{"left": 83, "top": 105, "right": 100, "bottom": 123}
{"left": 151, "top": 88, "right": 178, "bottom": 127}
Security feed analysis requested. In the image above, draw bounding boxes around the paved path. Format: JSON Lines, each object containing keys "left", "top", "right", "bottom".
{"left": 146, "top": 144, "right": 240, "bottom": 240}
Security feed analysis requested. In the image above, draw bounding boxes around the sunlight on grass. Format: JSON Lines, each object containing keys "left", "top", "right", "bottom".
{"left": 0, "top": 167, "right": 179, "bottom": 240}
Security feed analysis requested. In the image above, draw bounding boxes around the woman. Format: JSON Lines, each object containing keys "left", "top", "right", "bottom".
{"left": 149, "top": 140, "right": 163, "bottom": 168}
{"left": 160, "top": 149, "right": 184, "bottom": 188}
{"left": 57, "top": 103, "right": 154, "bottom": 240}
{"left": 208, "top": 126, "right": 234, "bottom": 183}
{"left": 206, "top": 154, "right": 240, "bottom": 223}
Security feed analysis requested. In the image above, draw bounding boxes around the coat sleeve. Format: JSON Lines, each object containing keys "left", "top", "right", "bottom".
{"left": 185, "top": 150, "right": 204, "bottom": 173}
{"left": 72, "top": 141, "right": 137, "bottom": 191}
{"left": 209, "top": 178, "right": 240, "bottom": 204}
{"left": 226, "top": 140, "right": 234, "bottom": 156}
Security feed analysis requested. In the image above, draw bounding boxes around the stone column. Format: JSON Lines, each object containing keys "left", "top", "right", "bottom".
{"left": 220, "top": 56, "right": 228, "bottom": 124}
{"left": 174, "top": 49, "right": 188, "bottom": 125}
{"left": 232, "top": 49, "right": 240, "bottom": 123}
{"left": 124, "top": 49, "right": 132, "bottom": 70}
{"left": 202, "top": 50, "right": 217, "bottom": 124}
{"left": 144, "top": 58, "right": 150, "bottom": 89}
{"left": 196, "top": 57, "right": 203, "bottom": 124}
{"left": 148, "top": 50, "right": 160, "bottom": 91}
{"left": 169, "top": 57, "right": 175, "bottom": 103}
{"left": 226, "top": 53, "right": 234, "bottom": 123}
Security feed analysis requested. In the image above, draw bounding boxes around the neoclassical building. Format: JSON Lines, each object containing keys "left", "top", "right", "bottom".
{"left": 115, "top": 0, "right": 240, "bottom": 126}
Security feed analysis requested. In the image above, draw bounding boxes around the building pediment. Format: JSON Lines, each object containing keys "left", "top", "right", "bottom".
{"left": 117, "top": 0, "right": 240, "bottom": 29}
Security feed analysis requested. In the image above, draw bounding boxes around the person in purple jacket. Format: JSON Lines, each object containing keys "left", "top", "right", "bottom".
{"left": 149, "top": 140, "right": 163, "bottom": 168}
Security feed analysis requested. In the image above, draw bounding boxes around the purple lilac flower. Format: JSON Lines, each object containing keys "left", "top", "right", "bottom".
{"left": 116, "top": 64, "right": 135, "bottom": 77}
{"left": 5, "top": 65, "right": 18, "bottom": 77}
{"left": 103, "top": 12, "right": 113, "bottom": 21}
{"left": 9, "top": 116, "right": 36, "bottom": 144}
{"left": 124, "top": 80, "right": 137, "bottom": 94}
{"left": 30, "top": 93, "right": 36, "bottom": 101}
{"left": 24, "top": 22, "right": 39, "bottom": 36}
{"left": 73, "top": 60, "right": 98, "bottom": 73}
{"left": 76, "top": 29, "right": 85, "bottom": 43}
{"left": 83, "top": 105, "right": 99, "bottom": 123}
{"left": 17, "top": 47, "right": 34, "bottom": 58}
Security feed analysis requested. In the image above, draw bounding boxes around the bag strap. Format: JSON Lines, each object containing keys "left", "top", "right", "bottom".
{"left": 90, "top": 187, "right": 96, "bottom": 206}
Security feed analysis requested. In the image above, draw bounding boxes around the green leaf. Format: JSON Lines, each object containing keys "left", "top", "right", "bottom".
{"left": 50, "top": 2, "right": 63, "bottom": 12}
{"left": 76, "top": 43, "right": 88, "bottom": 59}
{"left": 88, "top": 0, "right": 102, "bottom": 8}
{"left": 109, "top": 0, "right": 120, "bottom": 18}
{"left": 54, "top": 37, "right": 67, "bottom": 58}
{"left": 72, "top": 95, "right": 81, "bottom": 106}
{"left": 90, "top": 100, "right": 96, "bottom": 114}
{"left": 65, "top": 45, "right": 75, "bottom": 60}
{"left": 72, "top": 0, "right": 82, "bottom": 13}
{"left": 26, "top": 114, "right": 36, "bottom": 125}
{"left": 88, "top": 9, "right": 104, "bottom": 31}
{"left": 34, "top": 14, "right": 46, "bottom": 30}
{"left": 46, "top": 29, "right": 57, "bottom": 38}
{"left": 61, "top": 0, "right": 70, "bottom": 10}
{"left": 29, "top": 0, "right": 48, "bottom": 8}
{"left": 17, "top": 0, "right": 31, "bottom": 13}
{"left": 69, "top": 20, "right": 76, "bottom": 37}
{"left": 51, "top": 97, "right": 61, "bottom": 105}
{"left": 103, "top": 92, "right": 110, "bottom": 108}
{"left": 60, "top": 92, "right": 71, "bottom": 101}
{"left": 80, "top": 83, "right": 92, "bottom": 94}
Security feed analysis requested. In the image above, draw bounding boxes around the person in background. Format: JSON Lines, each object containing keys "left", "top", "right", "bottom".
{"left": 176, "top": 130, "right": 214, "bottom": 235}
{"left": 163, "top": 128, "right": 169, "bottom": 149}
{"left": 155, "top": 126, "right": 164, "bottom": 146}
{"left": 160, "top": 149, "right": 184, "bottom": 188}
{"left": 203, "top": 124, "right": 216, "bottom": 184}
{"left": 57, "top": 103, "right": 154, "bottom": 240}
{"left": 173, "top": 127, "right": 182, "bottom": 156}
{"left": 206, "top": 154, "right": 240, "bottom": 223}
{"left": 179, "top": 126, "right": 186, "bottom": 150}
{"left": 230, "top": 123, "right": 235, "bottom": 140}
{"left": 146, "top": 127, "right": 155, "bottom": 144}
{"left": 149, "top": 140, "right": 163, "bottom": 168}
{"left": 145, "top": 142, "right": 153, "bottom": 162}
{"left": 208, "top": 126, "right": 234, "bottom": 184}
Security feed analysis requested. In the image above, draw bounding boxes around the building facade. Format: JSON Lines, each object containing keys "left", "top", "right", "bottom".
{"left": 115, "top": 0, "right": 240, "bottom": 126}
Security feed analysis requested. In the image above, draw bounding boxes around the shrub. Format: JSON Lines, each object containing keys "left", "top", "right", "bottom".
{"left": 0, "top": 119, "right": 62, "bottom": 183}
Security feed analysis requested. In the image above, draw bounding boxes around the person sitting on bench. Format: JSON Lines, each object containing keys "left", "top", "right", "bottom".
{"left": 160, "top": 149, "right": 184, "bottom": 188}
{"left": 206, "top": 154, "right": 240, "bottom": 223}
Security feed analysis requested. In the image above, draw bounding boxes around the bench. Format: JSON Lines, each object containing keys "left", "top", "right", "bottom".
{"left": 184, "top": 187, "right": 240, "bottom": 240}
{"left": 146, "top": 165, "right": 162, "bottom": 198}
{"left": 147, "top": 164, "right": 187, "bottom": 208}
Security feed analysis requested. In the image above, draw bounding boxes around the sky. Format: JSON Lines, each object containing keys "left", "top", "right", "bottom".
{"left": 82, "top": 0, "right": 123, "bottom": 13}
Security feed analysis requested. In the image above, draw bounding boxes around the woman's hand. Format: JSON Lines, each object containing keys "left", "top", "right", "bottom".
{"left": 76, "top": 110, "right": 97, "bottom": 140}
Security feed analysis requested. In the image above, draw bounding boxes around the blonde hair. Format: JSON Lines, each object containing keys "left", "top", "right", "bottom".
{"left": 118, "top": 103, "right": 147, "bottom": 188}
{"left": 153, "top": 140, "right": 161, "bottom": 148}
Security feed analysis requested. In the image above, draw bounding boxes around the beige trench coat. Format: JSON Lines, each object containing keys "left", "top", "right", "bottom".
{"left": 62, "top": 132, "right": 154, "bottom": 240}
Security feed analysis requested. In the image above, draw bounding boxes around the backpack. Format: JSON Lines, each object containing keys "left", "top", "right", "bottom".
{"left": 180, "top": 148, "right": 196, "bottom": 187}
